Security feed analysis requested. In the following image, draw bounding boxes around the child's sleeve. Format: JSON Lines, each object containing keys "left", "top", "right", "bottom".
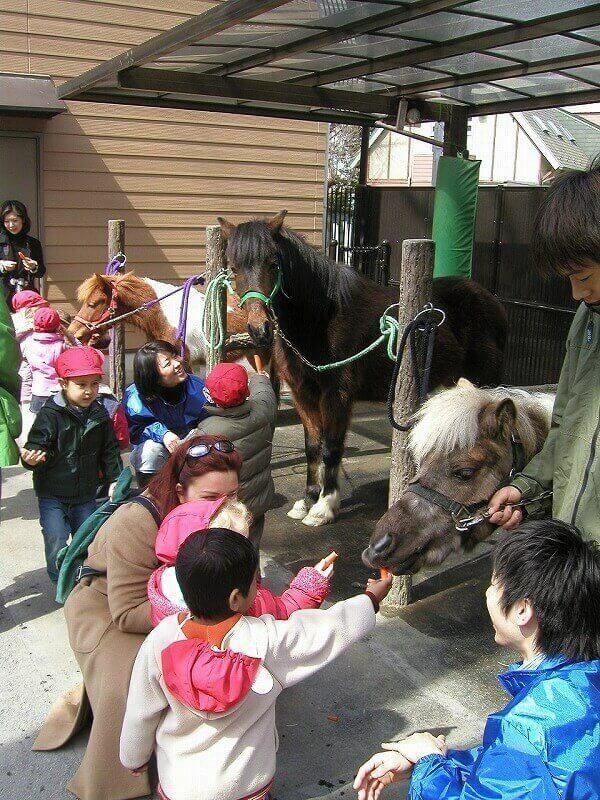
{"left": 112, "top": 405, "right": 130, "bottom": 450}
{"left": 22, "top": 409, "right": 57, "bottom": 467}
{"left": 249, "top": 568, "right": 330, "bottom": 619}
{"left": 262, "top": 594, "right": 375, "bottom": 688}
{"left": 120, "top": 635, "right": 168, "bottom": 770}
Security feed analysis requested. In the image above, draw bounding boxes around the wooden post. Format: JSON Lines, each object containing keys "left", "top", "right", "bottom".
{"left": 108, "top": 220, "right": 125, "bottom": 398}
{"left": 381, "top": 238, "right": 435, "bottom": 614}
{"left": 205, "top": 224, "right": 227, "bottom": 372}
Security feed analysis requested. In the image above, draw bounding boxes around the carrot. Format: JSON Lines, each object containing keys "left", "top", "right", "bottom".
{"left": 322, "top": 551, "right": 339, "bottom": 569}
{"left": 18, "top": 251, "right": 27, "bottom": 260}
{"left": 254, "top": 354, "right": 264, "bottom": 373}
{"left": 380, "top": 567, "right": 392, "bottom": 580}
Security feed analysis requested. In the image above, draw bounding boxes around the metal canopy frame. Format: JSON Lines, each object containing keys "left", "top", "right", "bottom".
{"left": 59, "top": 0, "right": 600, "bottom": 123}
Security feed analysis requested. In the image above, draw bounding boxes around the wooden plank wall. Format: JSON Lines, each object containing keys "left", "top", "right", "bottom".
{"left": 0, "top": 0, "right": 327, "bottom": 330}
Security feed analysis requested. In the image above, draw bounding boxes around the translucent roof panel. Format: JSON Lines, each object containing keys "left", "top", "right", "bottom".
{"left": 424, "top": 52, "right": 520, "bottom": 75}
{"left": 275, "top": 53, "right": 362, "bottom": 72}
{"left": 370, "top": 66, "right": 451, "bottom": 87}
{"left": 457, "top": 0, "right": 600, "bottom": 23}
{"left": 315, "top": 35, "right": 423, "bottom": 60}
{"left": 382, "top": 11, "right": 506, "bottom": 42}
{"left": 251, "top": 2, "right": 395, "bottom": 29}
{"left": 490, "top": 35, "right": 599, "bottom": 63}
{"left": 573, "top": 26, "right": 600, "bottom": 43}
{"left": 493, "top": 72, "right": 599, "bottom": 97}
{"left": 563, "top": 64, "right": 600, "bottom": 85}
{"left": 233, "top": 66, "right": 315, "bottom": 81}
{"left": 200, "top": 25, "right": 316, "bottom": 49}
{"left": 438, "top": 84, "right": 526, "bottom": 105}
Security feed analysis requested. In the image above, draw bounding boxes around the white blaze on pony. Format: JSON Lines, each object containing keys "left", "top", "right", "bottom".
{"left": 364, "top": 379, "right": 553, "bottom": 574}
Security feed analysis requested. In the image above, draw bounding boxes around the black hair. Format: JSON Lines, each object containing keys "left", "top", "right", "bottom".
{"left": 1, "top": 200, "right": 31, "bottom": 237}
{"left": 133, "top": 339, "right": 181, "bottom": 400}
{"left": 493, "top": 519, "right": 600, "bottom": 661}
{"left": 534, "top": 155, "right": 600, "bottom": 277}
{"left": 175, "top": 528, "right": 258, "bottom": 620}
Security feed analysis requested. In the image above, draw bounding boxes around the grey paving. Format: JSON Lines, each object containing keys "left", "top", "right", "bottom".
{"left": 0, "top": 398, "right": 511, "bottom": 800}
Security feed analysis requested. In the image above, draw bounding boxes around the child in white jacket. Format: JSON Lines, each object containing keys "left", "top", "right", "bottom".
{"left": 120, "top": 528, "right": 391, "bottom": 800}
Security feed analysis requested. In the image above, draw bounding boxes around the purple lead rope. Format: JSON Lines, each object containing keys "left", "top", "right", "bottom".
{"left": 105, "top": 253, "right": 126, "bottom": 276}
{"left": 175, "top": 275, "right": 206, "bottom": 357}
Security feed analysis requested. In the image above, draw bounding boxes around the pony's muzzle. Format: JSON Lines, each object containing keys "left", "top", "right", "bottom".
{"left": 248, "top": 319, "right": 273, "bottom": 348}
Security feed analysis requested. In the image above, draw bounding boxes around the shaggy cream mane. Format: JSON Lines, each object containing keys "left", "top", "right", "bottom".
{"left": 409, "top": 379, "right": 554, "bottom": 467}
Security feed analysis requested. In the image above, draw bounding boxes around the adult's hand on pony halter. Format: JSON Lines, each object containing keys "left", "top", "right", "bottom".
{"left": 487, "top": 486, "right": 523, "bottom": 530}
{"left": 163, "top": 431, "right": 182, "bottom": 453}
{"left": 353, "top": 750, "right": 413, "bottom": 800}
{"left": 366, "top": 572, "right": 393, "bottom": 604}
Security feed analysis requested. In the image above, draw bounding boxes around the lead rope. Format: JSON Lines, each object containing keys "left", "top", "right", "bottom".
{"left": 387, "top": 304, "right": 446, "bottom": 432}
{"left": 175, "top": 274, "right": 208, "bottom": 358}
{"left": 200, "top": 271, "right": 235, "bottom": 359}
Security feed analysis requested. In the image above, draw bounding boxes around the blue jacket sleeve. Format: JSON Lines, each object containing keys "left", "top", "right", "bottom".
{"left": 122, "top": 386, "right": 169, "bottom": 446}
{"left": 409, "top": 744, "right": 560, "bottom": 800}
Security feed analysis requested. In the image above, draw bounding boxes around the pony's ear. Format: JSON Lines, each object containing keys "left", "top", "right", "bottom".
{"left": 481, "top": 398, "right": 517, "bottom": 440}
{"left": 217, "top": 217, "right": 236, "bottom": 239}
{"left": 268, "top": 209, "right": 287, "bottom": 235}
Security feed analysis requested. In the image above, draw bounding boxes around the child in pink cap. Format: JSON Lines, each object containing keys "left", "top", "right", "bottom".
{"left": 21, "top": 306, "right": 70, "bottom": 413}
{"left": 147, "top": 497, "right": 333, "bottom": 627}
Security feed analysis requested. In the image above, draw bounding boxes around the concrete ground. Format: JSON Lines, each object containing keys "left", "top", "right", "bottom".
{"left": 0, "top": 397, "right": 511, "bottom": 800}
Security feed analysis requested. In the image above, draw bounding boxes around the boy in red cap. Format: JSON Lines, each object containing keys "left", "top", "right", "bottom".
{"left": 21, "top": 346, "right": 122, "bottom": 583}
{"left": 193, "top": 363, "right": 276, "bottom": 546}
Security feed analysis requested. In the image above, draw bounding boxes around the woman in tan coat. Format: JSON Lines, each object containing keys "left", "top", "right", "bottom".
{"left": 34, "top": 434, "right": 242, "bottom": 800}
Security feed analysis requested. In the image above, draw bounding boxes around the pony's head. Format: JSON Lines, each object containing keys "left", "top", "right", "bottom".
{"left": 218, "top": 210, "right": 287, "bottom": 348}
{"left": 363, "top": 380, "right": 552, "bottom": 574}
{"left": 68, "top": 273, "right": 116, "bottom": 347}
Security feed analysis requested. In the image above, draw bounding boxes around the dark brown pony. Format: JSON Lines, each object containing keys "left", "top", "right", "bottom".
{"left": 219, "top": 211, "right": 508, "bottom": 527}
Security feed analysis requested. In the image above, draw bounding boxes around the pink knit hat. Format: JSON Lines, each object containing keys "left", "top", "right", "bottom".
{"left": 155, "top": 497, "right": 228, "bottom": 566}
{"left": 34, "top": 307, "right": 61, "bottom": 333}
{"left": 11, "top": 290, "right": 49, "bottom": 312}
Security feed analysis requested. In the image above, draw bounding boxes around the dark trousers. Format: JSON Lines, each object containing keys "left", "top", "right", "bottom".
{"left": 38, "top": 496, "right": 96, "bottom": 582}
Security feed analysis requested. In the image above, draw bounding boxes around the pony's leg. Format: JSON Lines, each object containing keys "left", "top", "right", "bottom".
{"left": 287, "top": 394, "right": 323, "bottom": 519}
{"left": 302, "top": 394, "right": 350, "bottom": 527}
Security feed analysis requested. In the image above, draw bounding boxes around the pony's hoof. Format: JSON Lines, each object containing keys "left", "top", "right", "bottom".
{"left": 287, "top": 499, "right": 309, "bottom": 519}
{"left": 302, "top": 493, "right": 340, "bottom": 527}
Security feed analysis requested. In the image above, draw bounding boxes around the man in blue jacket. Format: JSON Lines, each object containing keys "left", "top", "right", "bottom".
{"left": 354, "top": 520, "right": 600, "bottom": 800}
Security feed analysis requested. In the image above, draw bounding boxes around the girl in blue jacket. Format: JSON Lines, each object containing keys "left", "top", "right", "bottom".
{"left": 354, "top": 520, "right": 600, "bottom": 800}
{"left": 123, "top": 340, "right": 207, "bottom": 484}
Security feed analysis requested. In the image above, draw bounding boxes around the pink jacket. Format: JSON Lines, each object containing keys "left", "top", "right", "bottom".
{"left": 147, "top": 566, "right": 330, "bottom": 628}
{"left": 21, "top": 332, "right": 68, "bottom": 397}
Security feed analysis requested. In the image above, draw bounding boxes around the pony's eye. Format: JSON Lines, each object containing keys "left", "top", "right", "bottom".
{"left": 453, "top": 468, "right": 476, "bottom": 481}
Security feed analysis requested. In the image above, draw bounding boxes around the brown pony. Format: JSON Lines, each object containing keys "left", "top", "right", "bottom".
{"left": 363, "top": 380, "right": 552, "bottom": 573}
{"left": 218, "top": 211, "right": 508, "bottom": 527}
{"left": 68, "top": 271, "right": 270, "bottom": 368}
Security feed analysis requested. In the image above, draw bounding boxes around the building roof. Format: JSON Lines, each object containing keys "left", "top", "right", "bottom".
{"left": 515, "top": 108, "right": 600, "bottom": 170}
{"left": 0, "top": 73, "right": 66, "bottom": 118}
{"left": 57, "top": 0, "right": 600, "bottom": 126}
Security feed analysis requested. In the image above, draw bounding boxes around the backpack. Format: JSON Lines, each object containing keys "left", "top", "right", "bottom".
{"left": 55, "top": 467, "right": 161, "bottom": 604}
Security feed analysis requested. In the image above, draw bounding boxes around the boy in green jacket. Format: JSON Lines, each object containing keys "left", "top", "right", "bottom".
{"left": 21, "top": 346, "right": 122, "bottom": 582}
{"left": 489, "top": 159, "right": 600, "bottom": 540}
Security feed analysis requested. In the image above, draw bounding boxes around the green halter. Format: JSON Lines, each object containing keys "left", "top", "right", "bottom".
{"left": 238, "top": 266, "right": 283, "bottom": 308}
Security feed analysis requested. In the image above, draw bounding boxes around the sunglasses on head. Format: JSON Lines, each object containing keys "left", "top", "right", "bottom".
{"left": 185, "top": 440, "right": 236, "bottom": 461}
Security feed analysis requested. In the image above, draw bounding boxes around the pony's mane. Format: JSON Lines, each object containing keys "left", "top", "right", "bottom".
{"left": 228, "top": 220, "right": 364, "bottom": 308}
{"left": 76, "top": 271, "right": 156, "bottom": 306}
{"left": 409, "top": 382, "right": 553, "bottom": 467}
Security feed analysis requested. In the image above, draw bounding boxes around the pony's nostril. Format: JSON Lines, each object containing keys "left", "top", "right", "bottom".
{"left": 372, "top": 533, "right": 393, "bottom": 554}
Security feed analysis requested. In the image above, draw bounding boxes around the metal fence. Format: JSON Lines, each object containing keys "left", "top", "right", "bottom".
{"left": 325, "top": 182, "right": 577, "bottom": 386}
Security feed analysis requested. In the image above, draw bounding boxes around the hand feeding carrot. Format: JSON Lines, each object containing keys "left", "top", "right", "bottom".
{"left": 380, "top": 567, "right": 392, "bottom": 580}
{"left": 322, "top": 551, "right": 339, "bottom": 569}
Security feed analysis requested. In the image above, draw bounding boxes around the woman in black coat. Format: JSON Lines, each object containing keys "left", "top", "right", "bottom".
{"left": 0, "top": 200, "right": 46, "bottom": 303}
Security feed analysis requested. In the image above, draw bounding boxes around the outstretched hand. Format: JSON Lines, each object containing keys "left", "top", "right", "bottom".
{"left": 21, "top": 448, "right": 47, "bottom": 466}
{"left": 382, "top": 732, "right": 447, "bottom": 763}
{"left": 353, "top": 750, "right": 413, "bottom": 800}
{"left": 366, "top": 572, "right": 393, "bottom": 604}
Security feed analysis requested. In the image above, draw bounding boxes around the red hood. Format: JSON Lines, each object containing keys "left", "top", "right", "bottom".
{"left": 161, "top": 638, "right": 261, "bottom": 713}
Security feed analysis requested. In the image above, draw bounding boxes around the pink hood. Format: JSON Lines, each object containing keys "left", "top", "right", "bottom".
{"left": 161, "top": 635, "right": 261, "bottom": 713}
{"left": 155, "top": 497, "right": 228, "bottom": 565}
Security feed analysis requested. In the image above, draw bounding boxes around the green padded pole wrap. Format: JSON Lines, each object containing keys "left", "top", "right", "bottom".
{"left": 432, "top": 155, "right": 481, "bottom": 279}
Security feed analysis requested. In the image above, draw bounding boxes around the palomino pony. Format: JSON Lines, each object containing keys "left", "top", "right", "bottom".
{"left": 363, "top": 379, "right": 553, "bottom": 573}
{"left": 68, "top": 271, "right": 271, "bottom": 368}
{"left": 218, "top": 211, "right": 508, "bottom": 527}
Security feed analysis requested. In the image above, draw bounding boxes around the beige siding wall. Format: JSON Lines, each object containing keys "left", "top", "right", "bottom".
{"left": 1, "top": 0, "right": 327, "bottom": 323}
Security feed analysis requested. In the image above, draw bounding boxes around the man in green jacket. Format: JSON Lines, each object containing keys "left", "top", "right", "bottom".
{"left": 490, "top": 158, "right": 600, "bottom": 541}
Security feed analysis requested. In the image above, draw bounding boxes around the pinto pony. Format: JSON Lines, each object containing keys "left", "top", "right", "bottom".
{"left": 68, "top": 271, "right": 271, "bottom": 369}
{"left": 363, "top": 380, "right": 553, "bottom": 573}
{"left": 218, "top": 211, "right": 508, "bottom": 527}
